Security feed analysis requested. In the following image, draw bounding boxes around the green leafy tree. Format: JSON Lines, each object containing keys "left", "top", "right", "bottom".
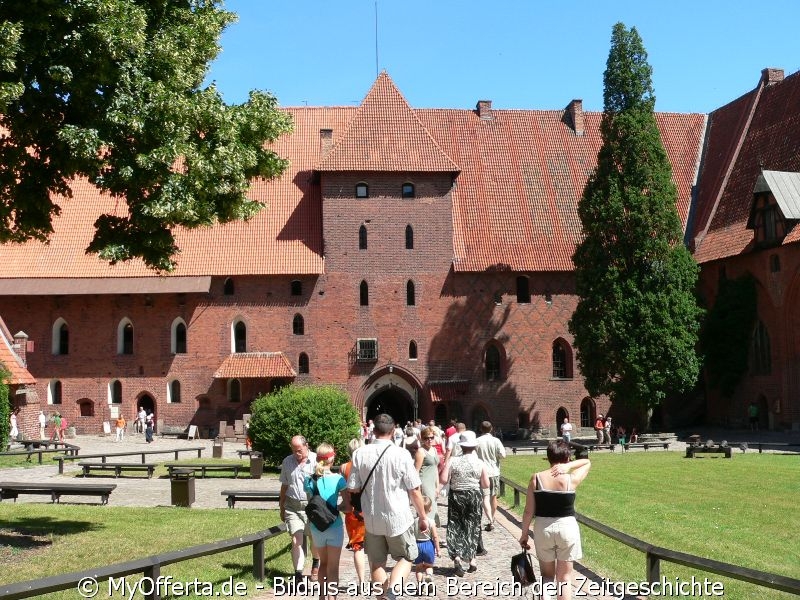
{"left": 568, "top": 23, "right": 703, "bottom": 412}
{"left": 249, "top": 384, "right": 361, "bottom": 466}
{"left": 700, "top": 274, "right": 757, "bottom": 397}
{"left": 0, "top": 368, "right": 10, "bottom": 449}
{"left": 0, "top": 0, "right": 292, "bottom": 271}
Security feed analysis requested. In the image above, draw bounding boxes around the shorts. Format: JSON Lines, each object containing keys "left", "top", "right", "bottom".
{"left": 365, "top": 526, "right": 418, "bottom": 566}
{"left": 345, "top": 511, "right": 366, "bottom": 551}
{"left": 310, "top": 521, "right": 344, "bottom": 548}
{"left": 414, "top": 539, "right": 435, "bottom": 565}
{"left": 533, "top": 516, "right": 582, "bottom": 562}
{"left": 283, "top": 497, "right": 309, "bottom": 535}
{"left": 488, "top": 476, "right": 500, "bottom": 497}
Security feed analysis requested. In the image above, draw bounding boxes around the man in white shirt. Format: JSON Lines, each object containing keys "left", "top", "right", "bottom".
{"left": 279, "top": 435, "right": 321, "bottom": 582}
{"left": 138, "top": 407, "right": 147, "bottom": 434}
{"left": 444, "top": 422, "right": 467, "bottom": 460}
{"left": 38, "top": 411, "right": 47, "bottom": 439}
{"left": 348, "top": 413, "right": 428, "bottom": 600}
{"left": 475, "top": 421, "right": 507, "bottom": 530}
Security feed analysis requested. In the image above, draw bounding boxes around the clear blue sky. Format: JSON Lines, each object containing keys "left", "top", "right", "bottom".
{"left": 206, "top": 0, "right": 800, "bottom": 114}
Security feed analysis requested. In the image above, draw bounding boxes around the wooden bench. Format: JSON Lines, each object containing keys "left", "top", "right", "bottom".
{"left": 237, "top": 449, "right": 257, "bottom": 458}
{"left": 165, "top": 463, "right": 243, "bottom": 478}
{"left": 686, "top": 445, "right": 732, "bottom": 458}
{"left": 623, "top": 442, "right": 670, "bottom": 451}
{"left": 53, "top": 447, "right": 205, "bottom": 474}
{"left": 221, "top": 490, "right": 281, "bottom": 509}
{"left": 79, "top": 462, "right": 156, "bottom": 479}
{"left": 510, "top": 444, "right": 549, "bottom": 455}
{"left": 160, "top": 426, "right": 188, "bottom": 439}
{"left": 0, "top": 481, "right": 117, "bottom": 505}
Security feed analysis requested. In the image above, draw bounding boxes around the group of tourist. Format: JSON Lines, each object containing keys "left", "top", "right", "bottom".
{"left": 559, "top": 415, "right": 638, "bottom": 446}
{"left": 114, "top": 407, "right": 154, "bottom": 442}
{"left": 279, "top": 413, "right": 591, "bottom": 600}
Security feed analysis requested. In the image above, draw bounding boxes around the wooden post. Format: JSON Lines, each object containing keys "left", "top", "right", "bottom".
{"left": 514, "top": 488, "right": 520, "bottom": 507}
{"left": 253, "top": 539, "right": 265, "bottom": 580}
{"left": 144, "top": 563, "right": 161, "bottom": 600}
{"left": 646, "top": 551, "right": 660, "bottom": 584}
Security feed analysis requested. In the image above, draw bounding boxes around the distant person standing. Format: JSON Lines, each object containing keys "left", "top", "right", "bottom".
{"left": 560, "top": 417, "right": 573, "bottom": 443}
{"left": 594, "top": 414, "right": 604, "bottom": 444}
{"left": 475, "top": 421, "right": 506, "bottom": 531}
{"left": 49, "top": 412, "right": 62, "bottom": 442}
{"left": 115, "top": 415, "right": 126, "bottom": 442}
{"left": 138, "top": 406, "right": 147, "bottom": 434}
{"left": 748, "top": 401, "right": 759, "bottom": 431}
{"left": 9, "top": 409, "right": 19, "bottom": 441}
{"left": 38, "top": 411, "right": 47, "bottom": 439}
{"left": 603, "top": 416, "right": 612, "bottom": 444}
{"left": 145, "top": 412, "right": 154, "bottom": 443}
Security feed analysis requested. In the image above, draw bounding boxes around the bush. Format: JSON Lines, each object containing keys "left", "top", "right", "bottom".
{"left": 0, "top": 369, "right": 9, "bottom": 449}
{"left": 249, "top": 384, "right": 361, "bottom": 466}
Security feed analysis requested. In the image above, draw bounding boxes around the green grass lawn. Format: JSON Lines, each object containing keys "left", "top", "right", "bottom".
{"left": 501, "top": 451, "right": 800, "bottom": 600}
{"left": 0, "top": 504, "right": 294, "bottom": 599}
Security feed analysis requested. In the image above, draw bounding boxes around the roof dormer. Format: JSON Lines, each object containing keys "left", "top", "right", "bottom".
{"left": 746, "top": 170, "right": 800, "bottom": 246}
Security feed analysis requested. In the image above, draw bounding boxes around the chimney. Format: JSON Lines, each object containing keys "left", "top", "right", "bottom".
{"left": 13, "top": 331, "right": 28, "bottom": 366}
{"left": 477, "top": 100, "right": 493, "bottom": 121}
{"left": 567, "top": 99, "right": 584, "bottom": 136}
{"left": 319, "top": 129, "right": 334, "bottom": 157}
{"left": 761, "top": 68, "right": 784, "bottom": 85}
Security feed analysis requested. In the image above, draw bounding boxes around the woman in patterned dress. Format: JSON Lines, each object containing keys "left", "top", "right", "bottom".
{"left": 439, "top": 431, "right": 489, "bottom": 577}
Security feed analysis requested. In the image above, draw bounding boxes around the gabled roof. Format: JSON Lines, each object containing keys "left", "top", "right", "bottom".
{"left": 213, "top": 352, "right": 296, "bottom": 379}
{"left": 693, "top": 69, "right": 800, "bottom": 263}
{"left": 0, "top": 318, "right": 35, "bottom": 386}
{"left": 750, "top": 171, "right": 800, "bottom": 223}
{"left": 317, "top": 72, "right": 459, "bottom": 173}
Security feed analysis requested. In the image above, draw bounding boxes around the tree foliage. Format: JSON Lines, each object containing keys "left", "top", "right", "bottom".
{"left": 700, "top": 274, "right": 757, "bottom": 397}
{"left": 0, "top": 369, "right": 10, "bottom": 449}
{"left": 0, "top": 0, "right": 293, "bottom": 271}
{"left": 568, "top": 23, "right": 703, "bottom": 411}
{"left": 249, "top": 384, "right": 361, "bottom": 466}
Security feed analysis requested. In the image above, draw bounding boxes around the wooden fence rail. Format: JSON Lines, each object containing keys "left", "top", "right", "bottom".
{"left": 0, "top": 524, "right": 285, "bottom": 600}
{"left": 499, "top": 476, "right": 800, "bottom": 595}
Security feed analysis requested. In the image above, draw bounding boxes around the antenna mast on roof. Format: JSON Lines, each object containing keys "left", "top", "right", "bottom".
{"left": 374, "top": 0, "right": 379, "bottom": 76}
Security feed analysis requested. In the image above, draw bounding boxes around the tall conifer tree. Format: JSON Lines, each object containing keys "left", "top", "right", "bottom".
{"left": 568, "top": 23, "right": 702, "bottom": 412}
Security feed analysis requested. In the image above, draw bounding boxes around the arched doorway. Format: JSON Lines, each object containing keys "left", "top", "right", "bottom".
{"left": 366, "top": 388, "right": 413, "bottom": 426}
{"left": 137, "top": 393, "right": 155, "bottom": 420}
{"left": 434, "top": 404, "right": 448, "bottom": 427}
{"left": 556, "top": 407, "right": 569, "bottom": 435}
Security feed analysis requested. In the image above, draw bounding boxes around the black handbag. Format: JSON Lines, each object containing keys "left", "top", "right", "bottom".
{"left": 510, "top": 550, "right": 535, "bottom": 586}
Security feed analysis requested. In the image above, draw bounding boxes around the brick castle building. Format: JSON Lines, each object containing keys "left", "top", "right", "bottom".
{"left": 2, "top": 69, "right": 799, "bottom": 438}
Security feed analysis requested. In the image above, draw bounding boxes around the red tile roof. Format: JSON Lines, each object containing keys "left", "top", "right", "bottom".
{"left": 213, "top": 352, "right": 296, "bottom": 379}
{"left": 0, "top": 318, "right": 35, "bottom": 385}
{"left": 429, "top": 380, "right": 469, "bottom": 402}
{"left": 318, "top": 72, "right": 459, "bottom": 173}
{"left": 0, "top": 72, "right": 708, "bottom": 277}
{"left": 693, "top": 70, "right": 800, "bottom": 263}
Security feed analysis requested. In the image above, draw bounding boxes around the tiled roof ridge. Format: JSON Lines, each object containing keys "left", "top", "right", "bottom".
{"left": 694, "top": 78, "right": 767, "bottom": 255}
{"left": 317, "top": 72, "right": 459, "bottom": 172}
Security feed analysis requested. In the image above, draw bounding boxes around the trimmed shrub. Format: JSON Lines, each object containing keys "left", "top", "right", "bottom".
{"left": 249, "top": 384, "right": 361, "bottom": 466}
{"left": 0, "top": 369, "right": 10, "bottom": 449}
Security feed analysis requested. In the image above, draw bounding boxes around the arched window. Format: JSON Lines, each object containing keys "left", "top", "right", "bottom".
{"left": 117, "top": 319, "right": 134, "bottom": 354}
{"left": 52, "top": 318, "right": 69, "bottom": 355}
{"left": 233, "top": 321, "right": 247, "bottom": 353}
{"left": 168, "top": 380, "right": 181, "bottom": 403}
{"left": 49, "top": 380, "right": 63, "bottom": 405}
{"left": 223, "top": 277, "right": 235, "bottom": 295}
{"left": 580, "top": 397, "right": 594, "bottom": 428}
{"left": 355, "top": 182, "right": 369, "bottom": 198}
{"left": 228, "top": 379, "right": 241, "bottom": 402}
{"left": 109, "top": 380, "right": 122, "bottom": 404}
{"left": 485, "top": 345, "right": 501, "bottom": 381}
{"left": 171, "top": 318, "right": 187, "bottom": 354}
{"left": 405, "top": 225, "right": 414, "bottom": 250}
{"left": 552, "top": 339, "right": 573, "bottom": 379}
{"left": 359, "top": 225, "right": 368, "bottom": 250}
{"left": 752, "top": 320, "right": 771, "bottom": 375}
{"left": 406, "top": 280, "right": 416, "bottom": 306}
{"left": 402, "top": 183, "right": 415, "bottom": 198}
{"left": 409, "top": 340, "right": 418, "bottom": 360}
{"left": 516, "top": 276, "right": 531, "bottom": 303}
{"left": 360, "top": 280, "right": 369, "bottom": 306}
{"left": 299, "top": 352, "right": 310, "bottom": 374}
{"left": 293, "top": 314, "right": 305, "bottom": 336}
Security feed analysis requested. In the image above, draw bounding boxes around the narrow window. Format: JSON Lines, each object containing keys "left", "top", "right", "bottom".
{"left": 117, "top": 320, "right": 134, "bottom": 355}
{"left": 360, "top": 280, "right": 369, "bottom": 306}
{"left": 79, "top": 399, "right": 94, "bottom": 417}
{"left": 406, "top": 280, "right": 416, "bottom": 306}
{"left": 409, "top": 340, "right": 418, "bottom": 360}
{"left": 229, "top": 379, "right": 241, "bottom": 402}
{"left": 223, "top": 277, "right": 235, "bottom": 295}
{"left": 111, "top": 380, "right": 122, "bottom": 404}
{"left": 293, "top": 314, "right": 305, "bottom": 335}
{"left": 52, "top": 318, "right": 69, "bottom": 355}
{"left": 751, "top": 321, "right": 771, "bottom": 375}
{"left": 552, "top": 341, "right": 567, "bottom": 378}
{"left": 356, "top": 183, "right": 369, "bottom": 198}
{"left": 405, "top": 225, "right": 414, "bottom": 250}
{"left": 359, "top": 225, "right": 368, "bottom": 250}
{"left": 516, "top": 276, "right": 531, "bottom": 303}
{"left": 402, "top": 183, "right": 415, "bottom": 198}
{"left": 770, "top": 254, "right": 781, "bottom": 273}
{"left": 234, "top": 321, "right": 247, "bottom": 353}
{"left": 49, "top": 380, "right": 63, "bottom": 405}
{"left": 291, "top": 280, "right": 303, "bottom": 296}
{"left": 299, "top": 352, "right": 310, "bottom": 374}
{"left": 175, "top": 322, "right": 187, "bottom": 353}
{"left": 485, "top": 345, "right": 501, "bottom": 381}
{"left": 169, "top": 380, "right": 181, "bottom": 403}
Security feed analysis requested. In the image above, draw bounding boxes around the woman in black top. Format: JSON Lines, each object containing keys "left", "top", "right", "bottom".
{"left": 519, "top": 440, "right": 591, "bottom": 600}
